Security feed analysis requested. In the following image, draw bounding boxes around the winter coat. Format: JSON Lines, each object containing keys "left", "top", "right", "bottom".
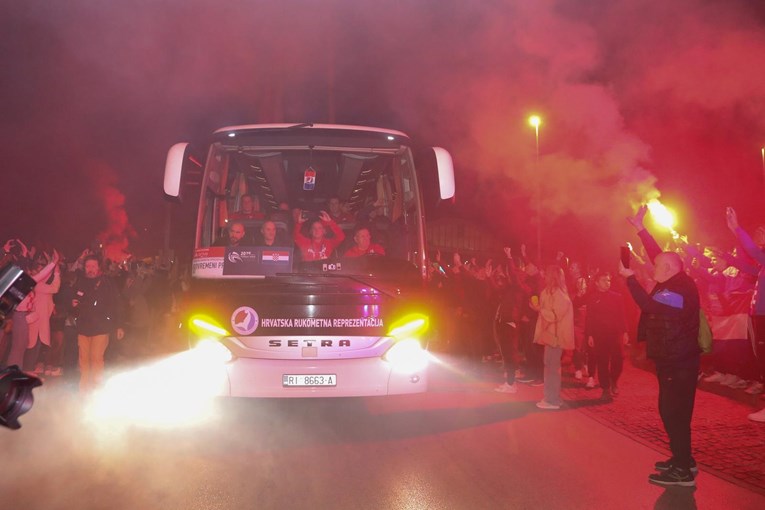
{"left": 533, "top": 287, "right": 575, "bottom": 349}
{"left": 27, "top": 271, "right": 60, "bottom": 348}
{"left": 71, "top": 274, "right": 123, "bottom": 336}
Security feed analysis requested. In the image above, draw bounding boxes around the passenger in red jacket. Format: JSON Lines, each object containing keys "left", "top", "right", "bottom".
{"left": 343, "top": 227, "right": 385, "bottom": 258}
{"left": 294, "top": 210, "right": 345, "bottom": 261}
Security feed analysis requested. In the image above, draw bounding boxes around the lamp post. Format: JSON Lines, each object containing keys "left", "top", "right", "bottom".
{"left": 529, "top": 115, "right": 542, "bottom": 263}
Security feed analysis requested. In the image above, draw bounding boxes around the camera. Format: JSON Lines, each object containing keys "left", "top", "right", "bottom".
{"left": 0, "top": 263, "right": 42, "bottom": 430}
{"left": 0, "top": 365, "right": 42, "bottom": 430}
{"left": 0, "top": 263, "right": 36, "bottom": 323}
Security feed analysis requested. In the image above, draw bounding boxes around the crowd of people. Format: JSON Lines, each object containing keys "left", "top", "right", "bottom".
{"left": 426, "top": 243, "right": 628, "bottom": 409}
{"left": 2, "top": 199, "right": 764, "bottom": 486}
{"left": 422, "top": 204, "right": 765, "bottom": 487}
{"left": 426, "top": 206, "right": 765, "bottom": 424}
{"left": 0, "top": 239, "right": 186, "bottom": 393}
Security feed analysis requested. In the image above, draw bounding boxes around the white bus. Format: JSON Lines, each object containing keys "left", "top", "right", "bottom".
{"left": 164, "top": 123, "right": 454, "bottom": 397}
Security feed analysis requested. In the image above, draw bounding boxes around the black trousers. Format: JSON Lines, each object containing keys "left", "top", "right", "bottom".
{"left": 496, "top": 322, "right": 520, "bottom": 384}
{"left": 594, "top": 335, "right": 623, "bottom": 391}
{"left": 520, "top": 320, "right": 543, "bottom": 379}
{"left": 656, "top": 360, "right": 700, "bottom": 470}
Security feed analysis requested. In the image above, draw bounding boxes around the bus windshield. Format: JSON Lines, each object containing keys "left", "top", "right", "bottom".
{"left": 193, "top": 129, "right": 425, "bottom": 281}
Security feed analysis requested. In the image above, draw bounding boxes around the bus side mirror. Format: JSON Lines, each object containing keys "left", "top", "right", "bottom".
{"left": 432, "top": 147, "right": 455, "bottom": 200}
{"left": 164, "top": 143, "right": 204, "bottom": 201}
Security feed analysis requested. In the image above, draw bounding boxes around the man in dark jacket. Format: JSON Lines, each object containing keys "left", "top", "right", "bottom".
{"left": 620, "top": 251, "right": 700, "bottom": 487}
{"left": 72, "top": 255, "right": 124, "bottom": 393}
{"left": 584, "top": 272, "right": 628, "bottom": 402}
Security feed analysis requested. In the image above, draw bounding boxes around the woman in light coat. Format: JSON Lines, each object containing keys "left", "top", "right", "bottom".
{"left": 5, "top": 255, "right": 58, "bottom": 369}
{"left": 533, "top": 265, "right": 575, "bottom": 409}
{"left": 25, "top": 263, "right": 61, "bottom": 372}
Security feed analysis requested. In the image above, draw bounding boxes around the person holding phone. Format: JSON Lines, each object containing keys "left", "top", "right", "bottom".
{"left": 623, "top": 205, "right": 701, "bottom": 487}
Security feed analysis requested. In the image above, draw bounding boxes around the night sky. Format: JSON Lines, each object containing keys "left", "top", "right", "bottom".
{"left": 2, "top": 0, "right": 764, "bottom": 266}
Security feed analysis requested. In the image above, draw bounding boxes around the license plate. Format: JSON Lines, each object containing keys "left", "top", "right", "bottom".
{"left": 282, "top": 374, "right": 337, "bottom": 387}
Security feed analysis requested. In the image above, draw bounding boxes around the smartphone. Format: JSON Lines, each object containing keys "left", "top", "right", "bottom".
{"left": 620, "top": 246, "right": 631, "bottom": 268}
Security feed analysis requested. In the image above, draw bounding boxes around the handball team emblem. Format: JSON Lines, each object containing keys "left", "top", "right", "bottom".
{"left": 231, "top": 306, "right": 259, "bottom": 335}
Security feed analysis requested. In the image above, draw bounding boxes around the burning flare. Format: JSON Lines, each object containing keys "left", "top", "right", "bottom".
{"left": 646, "top": 199, "right": 677, "bottom": 235}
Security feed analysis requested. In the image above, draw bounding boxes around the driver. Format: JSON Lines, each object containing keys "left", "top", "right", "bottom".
{"left": 343, "top": 226, "right": 385, "bottom": 258}
{"left": 214, "top": 221, "right": 249, "bottom": 247}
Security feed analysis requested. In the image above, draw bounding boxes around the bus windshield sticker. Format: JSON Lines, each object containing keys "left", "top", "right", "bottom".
{"left": 231, "top": 306, "right": 259, "bottom": 335}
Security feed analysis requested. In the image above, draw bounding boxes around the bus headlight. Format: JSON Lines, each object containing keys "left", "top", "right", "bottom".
{"left": 388, "top": 314, "right": 429, "bottom": 340}
{"left": 189, "top": 315, "right": 230, "bottom": 337}
{"left": 384, "top": 338, "right": 429, "bottom": 373}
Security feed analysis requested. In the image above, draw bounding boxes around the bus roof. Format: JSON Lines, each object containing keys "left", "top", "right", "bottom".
{"left": 214, "top": 123, "right": 410, "bottom": 139}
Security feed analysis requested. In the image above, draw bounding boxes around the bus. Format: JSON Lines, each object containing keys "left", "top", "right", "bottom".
{"left": 164, "top": 123, "right": 454, "bottom": 397}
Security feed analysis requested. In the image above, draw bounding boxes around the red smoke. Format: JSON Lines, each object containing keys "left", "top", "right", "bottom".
{"left": 2, "top": 1, "right": 764, "bottom": 265}
{"left": 91, "top": 162, "right": 135, "bottom": 263}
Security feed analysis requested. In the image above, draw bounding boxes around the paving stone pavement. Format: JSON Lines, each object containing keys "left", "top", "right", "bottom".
{"left": 560, "top": 356, "right": 765, "bottom": 495}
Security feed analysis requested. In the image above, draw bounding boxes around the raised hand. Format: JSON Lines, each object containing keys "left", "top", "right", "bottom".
{"left": 627, "top": 204, "right": 648, "bottom": 231}
{"left": 17, "top": 239, "right": 29, "bottom": 257}
{"left": 618, "top": 260, "right": 634, "bottom": 278}
{"left": 726, "top": 206, "right": 739, "bottom": 232}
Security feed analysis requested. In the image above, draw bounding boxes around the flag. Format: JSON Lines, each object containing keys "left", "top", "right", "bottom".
{"left": 262, "top": 250, "right": 290, "bottom": 263}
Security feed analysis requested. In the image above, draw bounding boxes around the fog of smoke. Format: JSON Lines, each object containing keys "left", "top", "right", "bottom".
{"left": 1, "top": 0, "right": 763, "bottom": 265}
{"left": 4, "top": 2, "right": 765, "bottom": 502}
{"left": 92, "top": 162, "right": 136, "bottom": 262}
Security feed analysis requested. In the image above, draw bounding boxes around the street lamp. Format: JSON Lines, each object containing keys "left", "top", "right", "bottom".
{"left": 528, "top": 115, "right": 542, "bottom": 263}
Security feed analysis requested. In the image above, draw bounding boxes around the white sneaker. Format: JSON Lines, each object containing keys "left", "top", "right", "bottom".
{"left": 745, "top": 382, "right": 764, "bottom": 395}
{"left": 495, "top": 382, "right": 518, "bottom": 394}
{"left": 574, "top": 370, "right": 583, "bottom": 380}
{"left": 536, "top": 400, "right": 561, "bottom": 410}
{"left": 719, "top": 374, "right": 737, "bottom": 386}
{"left": 585, "top": 377, "right": 596, "bottom": 389}
{"left": 748, "top": 407, "right": 765, "bottom": 423}
{"left": 703, "top": 371, "right": 724, "bottom": 383}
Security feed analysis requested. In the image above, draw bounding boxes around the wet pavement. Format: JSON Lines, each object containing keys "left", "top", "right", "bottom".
{"left": 558, "top": 355, "right": 765, "bottom": 495}
{"left": 1, "top": 350, "right": 764, "bottom": 509}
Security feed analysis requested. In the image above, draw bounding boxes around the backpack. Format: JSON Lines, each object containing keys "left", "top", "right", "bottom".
{"left": 698, "top": 310, "right": 713, "bottom": 355}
